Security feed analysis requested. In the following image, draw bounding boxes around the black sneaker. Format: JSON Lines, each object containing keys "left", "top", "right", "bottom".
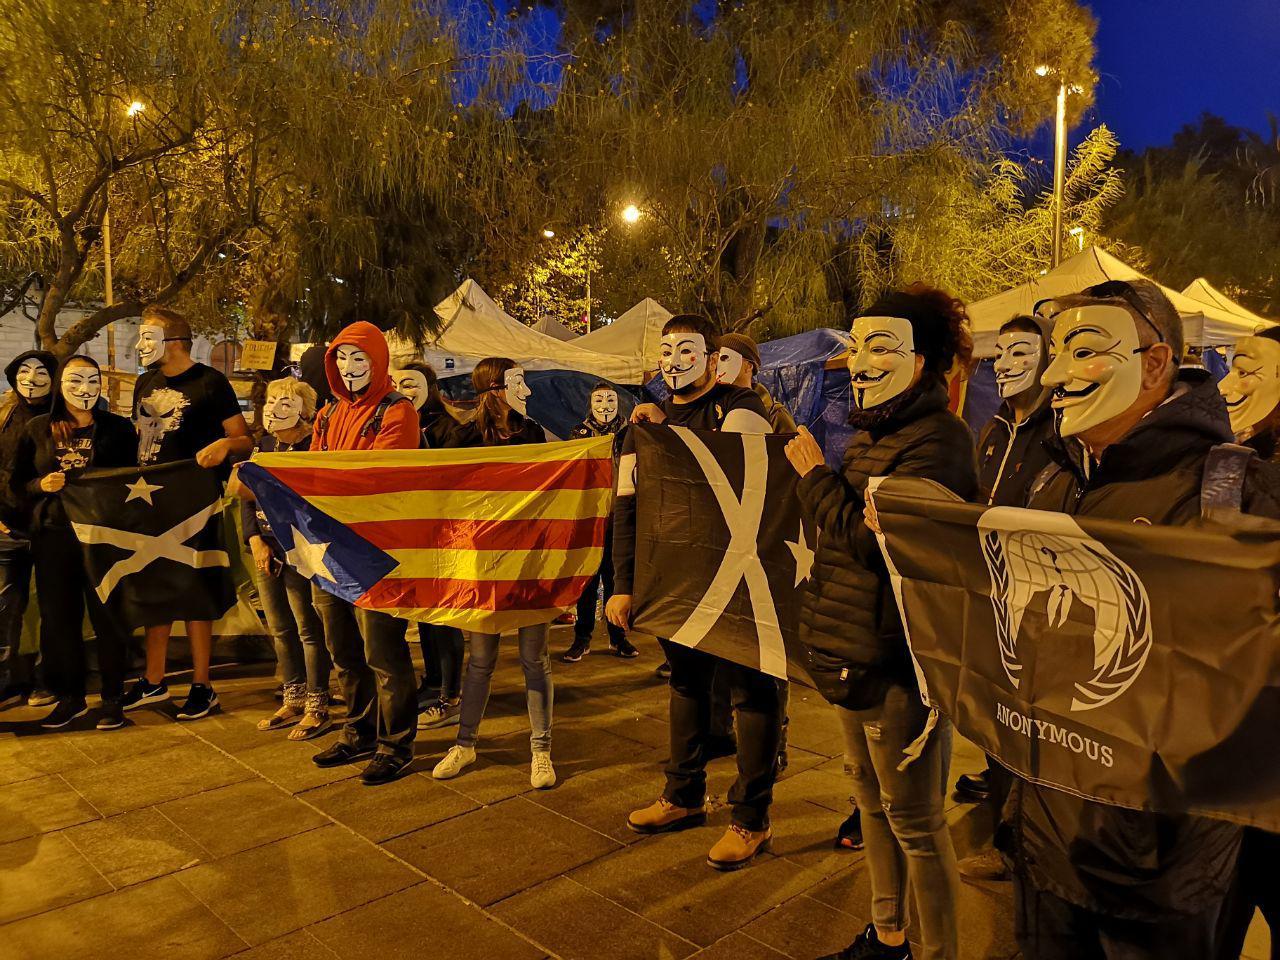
{"left": 40, "top": 698, "right": 89, "bottom": 730}
{"left": 121, "top": 678, "right": 169, "bottom": 711}
{"left": 175, "top": 684, "right": 219, "bottom": 721}
{"left": 610, "top": 637, "right": 640, "bottom": 658}
{"left": 416, "top": 677, "right": 441, "bottom": 711}
{"left": 655, "top": 661, "right": 672, "bottom": 680}
{"left": 27, "top": 688, "right": 57, "bottom": 707}
{"left": 835, "top": 806, "right": 864, "bottom": 851}
{"left": 360, "top": 753, "right": 413, "bottom": 786}
{"left": 954, "top": 771, "right": 991, "bottom": 803}
{"left": 562, "top": 638, "right": 590, "bottom": 662}
{"left": 96, "top": 700, "right": 126, "bottom": 731}
{"left": 818, "top": 923, "right": 912, "bottom": 960}
{"left": 313, "top": 740, "right": 376, "bottom": 768}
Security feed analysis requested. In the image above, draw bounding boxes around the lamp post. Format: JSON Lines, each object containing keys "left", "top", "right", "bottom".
{"left": 104, "top": 100, "right": 146, "bottom": 386}
{"left": 1051, "top": 79, "right": 1067, "bottom": 268}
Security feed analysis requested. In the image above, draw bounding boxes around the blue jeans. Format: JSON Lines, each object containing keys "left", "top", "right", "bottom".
{"left": 457, "top": 624, "right": 552, "bottom": 752}
{"left": 251, "top": 560, "right": 330, "bottom": 695}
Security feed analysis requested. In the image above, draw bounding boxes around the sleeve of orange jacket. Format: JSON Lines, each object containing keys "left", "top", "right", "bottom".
{"left": 372, "top": 400, "right": 423, "bottom": 450}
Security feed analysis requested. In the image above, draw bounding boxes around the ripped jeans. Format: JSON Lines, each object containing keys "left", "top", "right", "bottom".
{"left": 835, "top": 683, "right": 960, "bottom": 960}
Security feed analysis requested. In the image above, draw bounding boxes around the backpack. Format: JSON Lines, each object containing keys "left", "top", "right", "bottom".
{"left": 1200, "top": 442, "right": 1256, "bottom": 521}
{"left": 314, "top": 391, "right": 412, "bottom": 451}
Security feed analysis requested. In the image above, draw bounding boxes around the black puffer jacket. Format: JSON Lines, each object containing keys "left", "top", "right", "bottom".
{"left": 0, "top": 350, "right": 57, "bottom": 529}
{"left": 796, "top": 380, "right": 978, "bottom": 708}
{"left": 1005, "top": 369, "right": 1280, "bottom": 921}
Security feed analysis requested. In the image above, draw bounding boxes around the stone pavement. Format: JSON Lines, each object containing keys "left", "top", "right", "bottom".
{"left": 0, "top": 628, "right": 1269, "bottom": 960}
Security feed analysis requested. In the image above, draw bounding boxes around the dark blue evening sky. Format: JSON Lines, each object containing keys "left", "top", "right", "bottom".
{"left": 1083, "top": 0, "right": 1280, "bottom": 150}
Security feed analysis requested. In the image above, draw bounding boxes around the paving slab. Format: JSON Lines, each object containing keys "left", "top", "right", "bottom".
{"left": 0, "top": 733, "right": 92, "bottom": 786}
{"left": 175, "top": 824, "right": 418, "bottom": 946}
{"left": 62, "top": 806, "right": 207, "bottom": 888}
{"left": 61, "top": 740, "right": 255, "bottom": 816}
{"left": 741, "top": 893, "right": 862, "bottom": 959}
{"left": 301, "top": 771, "right": 478, "bottom": 842}
{"left": 690, "top": 932, "right": 793, "bottom": 960}
{"left": 223, "top": 928, "right": 338, "bottom": 960}
{"left": 157, "top": 779, "right": 329, "bottom": 859}
{"left": 0, "top": 831, "right": 112, "bottom": 923}
{"left": 525, "top": 752, "right": 668, "bottom": 845}
{"left": 0, "top": 773, "right": 101, "bottom": 844}
{"left": 232, "top": 735, "right": 362, "bottom": 794}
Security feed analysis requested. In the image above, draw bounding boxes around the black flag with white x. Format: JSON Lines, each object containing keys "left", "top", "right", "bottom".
{"left": 630, "top": 424, "right": 815, "bottom": 680}
{"left": 60, "top": 460, "right": 236, "bottom": 629}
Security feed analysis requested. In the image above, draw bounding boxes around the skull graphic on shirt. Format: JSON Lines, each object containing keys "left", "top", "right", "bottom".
{"left": 136, "top": 387, "right": 190, "bottom": 464}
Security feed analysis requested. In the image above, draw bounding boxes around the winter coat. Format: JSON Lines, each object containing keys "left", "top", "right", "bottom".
{"left": 796, "top": 380, "right": 978, "bottom": 708}
{"left": 444, "top": 415, "right": 547, "bottom": 448}
{"left": 754, "top": 382, "right": 797, "bottom": 434}
{"left": 419, "top": 398, "right": 456, "bottom": 449}
{"left": 976, "top": 398, "right": 1057, "bottom": 507}
{"left": 0, "top": 349, "right": 57, "bottom": 529}
{"left": 1004, "top": 369, "right": 1280, "bottom": 921}
{"left": 313, "top": 322, "right": 419, "bottom": 452}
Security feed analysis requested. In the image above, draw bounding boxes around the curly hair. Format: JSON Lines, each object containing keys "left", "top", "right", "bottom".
{"left": 863, "top": 282, "right": 973, "bottom": 382}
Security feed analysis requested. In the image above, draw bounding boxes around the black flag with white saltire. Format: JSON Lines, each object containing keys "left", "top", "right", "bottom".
{"left": 868, "top": 475, "right": 1280, "bottom": 831}
{"left": 630, "top": 424, "right": 815, "bottom": 680}
{"left": 60, "top": 460, "right": 236, "bottom": 629}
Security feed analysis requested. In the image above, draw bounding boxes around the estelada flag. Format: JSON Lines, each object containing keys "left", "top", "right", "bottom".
{"left": 237, "top": 436, "right": 614, "bottom": 633}
{"left": 61, "top": 461, "right": 237, "bottom": 629}
{"left": 629, "top": 424, "right": 815, "bottom": 680}
{"left": 868, "top": 476, "right": 1280, "bottom": 831}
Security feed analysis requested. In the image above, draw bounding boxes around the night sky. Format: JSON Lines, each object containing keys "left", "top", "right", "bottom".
{"left": 1082, "top": 0, "right": 1280, "bottom": 150}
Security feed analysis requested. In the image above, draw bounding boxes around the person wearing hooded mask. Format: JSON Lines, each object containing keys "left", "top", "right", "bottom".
{"left": 953, "top": 313, "right": 1058, "bottom": 882}
{"left": 786, "top": 284, "right": 977, "bottom": 960}
{"left": 0, "top": 349, "right": 56, "bottom": 709}
{"left": 11, "top": 356, "right": 137, "bottom": 731}
{"left": 122, "top": 305, "right": 253, "bottom": 722}
{"left": 308, "top": 321, "right": 420, "bottom": 786}
{"left": 716, "top": 332, "right": 798, "bottom": 434}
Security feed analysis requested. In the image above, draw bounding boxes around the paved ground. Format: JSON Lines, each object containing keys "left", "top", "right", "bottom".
{"left": 0, "top": 626, "right": 1269, "bottom": 960}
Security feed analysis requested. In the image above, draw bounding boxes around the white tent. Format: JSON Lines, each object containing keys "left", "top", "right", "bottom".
{"left": 1181, "top": 278, "right": 1274, "bottom": 330}
{"left": 530, "top": 315, "right": 578, "bottom": 342}
{"left": 394, "top": 280, "right": 646, "bottom": 383}
{"left": 576, "top": 297, "right": 673, "bottom": 371}
{"left": 967, "top": 247, "right": 1268, "bottom": 357}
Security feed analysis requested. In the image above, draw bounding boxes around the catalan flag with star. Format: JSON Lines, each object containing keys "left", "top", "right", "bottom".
{"left": 236, "top": 435, "right": 615, "bottom": 633}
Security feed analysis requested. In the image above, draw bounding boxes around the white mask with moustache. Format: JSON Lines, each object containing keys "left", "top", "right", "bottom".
{"left": 660, "top": 332, "right": 709, "bottom": 392}
{"left": 590, "top": 388, "right": 618, "bottom": 423}
{"left": 14, "top": 358, "right": 51, "bottom": 400}
{"left": 335, "top": 345, "right": 372, "bottom": 395}
{"left": 61, "top": 365, "right": 101, "bottom": 411}
{"left": 504, "top": 367, "right": 531, "bottom": 415}
{"left": 394, "top": 369, "right": 431, "bottom": 411}
{"left": 135, "top": 324, "right": 166, "bottom": 368}
{"left": 1041, "top": 304, "right": 1145, "bottom": 438}
{"left": 1220, "top": 335, "right": 1280, "bottom": 437}
{"left": 263, "top": 392, "right": 302, "bottom": 433}
{"left": 847, "top": 316, "right": 916, "bottom": 409}
{"left": 994, "top": 330, "right": 1044, "bottom": 400}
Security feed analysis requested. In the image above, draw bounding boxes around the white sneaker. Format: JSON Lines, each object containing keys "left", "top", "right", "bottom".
{"left": 432, "top": 745, "right": 476, "bottom": 780}
{"left": 531, "top": 750, "right": 556, "bottom": 789}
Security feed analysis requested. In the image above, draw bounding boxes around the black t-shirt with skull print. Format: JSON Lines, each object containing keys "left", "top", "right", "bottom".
{"left": 133, "top": 363, "right": 242, "bottom": 474}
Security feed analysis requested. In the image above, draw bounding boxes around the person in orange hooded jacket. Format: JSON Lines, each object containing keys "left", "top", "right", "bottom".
{"left": 308, "top": 321, "right": 422, "bottom": 786}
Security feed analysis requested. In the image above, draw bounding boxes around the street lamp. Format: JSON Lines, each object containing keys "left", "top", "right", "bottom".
{"left": 621, "top": 203, "right": 641, "bottom": 225}
{"left": 126, "top": 100, "right": 146, "bottom": 117}
{"left": 1036, "top": 66, "right": 1069, "bottom": 268}
{"left": 542, "top": 228, "right": 555, "bottom": 239}
{"left": 104, "top": 99, "right": 146, "bottom": 395}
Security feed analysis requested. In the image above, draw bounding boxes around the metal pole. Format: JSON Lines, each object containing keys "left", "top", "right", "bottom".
{"left": 1051, "top": 82, "right": 1067, "bottom": 268}
{"left": 103, "top": 203, "right": 120, "bottom": 410}
{"left": 585, "top": 262, "right": 592, "bottom": 333}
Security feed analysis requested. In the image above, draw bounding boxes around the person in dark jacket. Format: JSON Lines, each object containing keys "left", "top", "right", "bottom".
{"left": 0, "top": 348, "right": 56, "bottom": 708}
{"left": 232, "top": 377, "right": 333, "bottom": 740}
{"left": 716, "top": 332, "right": 799, "bottom": 434}
{"left": 1005, "top": 278, "right": 1280, "bottom": 959}
{"left": 432, "top": 357, "right": 560, "bottom": 790}
{"left": 12, "top": 356, "right": 137, "bottom": 731}
{"left": 786, "top": 284, "right": 977, "bottom": 960}
{"left": 390, "top": 360, "right": 468, "bottom": 727}
{"left": 954, "top": 313, "right": 1058, "bottom": 880}
{"left": 563, "top": 382, "right": 638, "bottom": 663}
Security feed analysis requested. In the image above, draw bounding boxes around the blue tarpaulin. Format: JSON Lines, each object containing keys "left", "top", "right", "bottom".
{"left": 439, "top": 369, "right": 637, "bottom": 440}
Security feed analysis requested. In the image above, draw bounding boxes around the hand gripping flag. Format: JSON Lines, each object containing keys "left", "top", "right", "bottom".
{"left": 868, "top": 476, "right": 1280, "bottom": 831}
{"left": 237, "top": 436, "right": 614, "bottom": 633}
{"left": 60, "top": 461, "right": 237, "bottom": 629}
{"left": 629, "top": 425, "right": 815, "bottom": 680}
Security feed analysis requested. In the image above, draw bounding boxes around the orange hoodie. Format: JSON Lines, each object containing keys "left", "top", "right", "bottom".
{"left": 314, "top": 321, "right": 420, "bottom": 451}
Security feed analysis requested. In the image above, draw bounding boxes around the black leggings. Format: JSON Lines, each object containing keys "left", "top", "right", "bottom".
{"left": 32, "top": 526, "right": 130, "bottom": 702}
{"left": 418, "top": 623, "right": 464, "bottom": 700}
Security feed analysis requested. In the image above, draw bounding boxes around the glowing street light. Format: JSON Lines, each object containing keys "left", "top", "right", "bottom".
{"left": 126, "top": 100, "right": 146, "bottom": 117}
{"left": 621, "top": 203, "right": 641, "bottom": 224}
{"left": 542, "top": 228, "right": 556, "bottom": 239}
{"left": 1034, "top": 64, "right": 1051, "bottom": 77}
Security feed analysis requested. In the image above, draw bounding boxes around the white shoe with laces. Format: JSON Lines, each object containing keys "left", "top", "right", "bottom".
{"left": 431, "top": 744, "right": 476, "bottom": 780}
{"left": 530, "top": 750, "right": 556, "bottom": 789}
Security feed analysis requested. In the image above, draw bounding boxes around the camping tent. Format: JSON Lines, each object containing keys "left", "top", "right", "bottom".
{"left": 967, "top": 247, "right": 1268, "bottom": 356}
{"left": 530, "top": 315, "right": 578, "bottom": 342}
{"left": 576, "top": 298, "right": 672, "bottom": 371}
{"left": 1181, "top": 278, "right": 1274, "bottom": 330}
{"left": 395, "top": 280, "right": 647, "bottom": 384}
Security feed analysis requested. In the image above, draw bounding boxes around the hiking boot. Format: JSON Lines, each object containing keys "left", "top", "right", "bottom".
{"left": 432, "top": 744, "right": 476, "bottom": 780}
{"left": 313, "top": 740, "right": 375, "bottom": 768}
{"left": 610, "top": 637, "right": 640, "bottom": 658}
{"left": 417, "top": 698, "right": 461, "bottom": 729}
{"left": 360, "top": 754, "right": 413, "bottom": 786}
{"left": 531, "top": 750, "right": 557, "bottom": 789}
{"left": 176, "top": 684, "right": 219, "bottom": 721}
{"left": 287, "top": 692, "right": 332, "bottom": 742}
{"left": 39, "top": 698, "right": 88, "bottom": 730}
{"left": 954, "top": 771, "right": 991, "bottom": 803}
{"left": 818, "top": 923, "right": 912, "bottom": 959}
{"left": 627, "top": 797, "right": 707, "bottom": 835}
{"left": 120, "top": 678, "right": 169, "bottom": 711}
{"left": 96, "top": 699, "right": 126, "bottom": 731}
{"left": 707, "top": 823, "right": 771, "bottom": 871}
{"left": 562, "top": 638, "right": 590, "bottom": 663}
{"left": 835, "top": 806, "right": 864, "bottom": 851}
{"left": 958, "top": 847, "right": 1009, "bottom": 881}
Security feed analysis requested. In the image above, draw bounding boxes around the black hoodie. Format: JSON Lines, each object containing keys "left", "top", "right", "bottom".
{"left": 0, "top": 349, "right": 57, "bottom": 528}
{"left": 1004, "top": 369, "right": 1280, "bottom": 921}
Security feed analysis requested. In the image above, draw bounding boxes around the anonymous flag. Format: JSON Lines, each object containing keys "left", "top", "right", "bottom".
{"left": 61, "top": 461, "right": 236, "bottom": 629}
{"left": 630, "top": 424, "right": 815, "bottom": 680}
{"left": 868, "top": 476, "right": 1280, "bottom": 831}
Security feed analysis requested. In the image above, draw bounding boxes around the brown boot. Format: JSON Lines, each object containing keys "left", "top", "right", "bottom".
{"left": 707, "top": 823, "right": 771, "bottom": 871}
{"left": 627, "top": 797, "right": 708, "bottom": 835}
{"left": 958, "top": 847, "right": 1009, "bottom": 881}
